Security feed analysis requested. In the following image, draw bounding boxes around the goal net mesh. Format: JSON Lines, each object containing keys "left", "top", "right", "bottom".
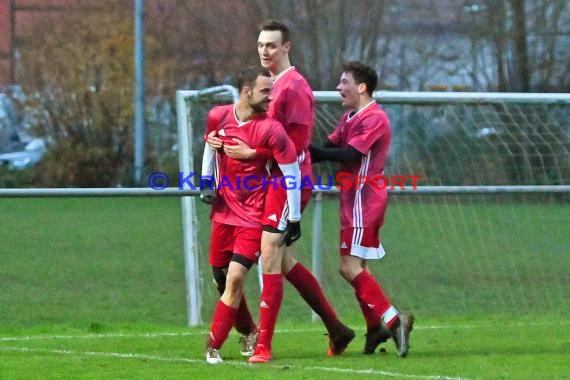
{"left": 184, "top": 91, "right": 569, "bottom": 323}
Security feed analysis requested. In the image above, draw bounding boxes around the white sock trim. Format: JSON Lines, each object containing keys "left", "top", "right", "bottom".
{"left": 382, "top": 306, "right": 399, "bottom": 325}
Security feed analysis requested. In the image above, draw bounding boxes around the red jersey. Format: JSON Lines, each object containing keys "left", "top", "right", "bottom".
{"left": 328, "top": 101, "right": 391, "bottom": 229}
{"left": 204, "top": 104, "right": 297, "bottom": 227}
{"left": 269, "top": 67, "right": 314, "bottom": 179}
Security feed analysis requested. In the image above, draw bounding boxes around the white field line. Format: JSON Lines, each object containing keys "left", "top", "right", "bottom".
{"left": 1, "top": 320, "right": 566, "bottom": 342}
{"left": 0, "top": 346, "right": 466, "bottom": 380}
{"left": 0, "top": 325, "right": 454, "bottom": 342}
{"left": 0, "top": 331, "right": 198, "bottom": 342}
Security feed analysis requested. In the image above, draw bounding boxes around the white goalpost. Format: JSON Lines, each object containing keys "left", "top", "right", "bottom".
{"left": 176, "top": 86, "right": 238, "bottom": 326}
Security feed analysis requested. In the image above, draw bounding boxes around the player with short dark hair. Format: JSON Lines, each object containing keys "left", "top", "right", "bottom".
{"left": 202, "top": 65, "right": 302, "bottom": 364}
{"left": 310, "top": 61, "right": 415, "bottom": 357}
{"left": 220, "top": 20, "right": 355, "bottom": 363}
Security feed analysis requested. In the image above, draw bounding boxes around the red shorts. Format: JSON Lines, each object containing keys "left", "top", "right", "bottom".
{"left": 261, "top": 182, "right": 312, "bottom": 231}
{"left": 209, "top": 222, "right": 262, "bottom": 267}
{"left": 340, "top": 227, "right": 386, "bottom": 260}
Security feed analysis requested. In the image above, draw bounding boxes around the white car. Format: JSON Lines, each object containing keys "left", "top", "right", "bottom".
{"left": 0, "top": 138, "right": 47, "bottom": 170}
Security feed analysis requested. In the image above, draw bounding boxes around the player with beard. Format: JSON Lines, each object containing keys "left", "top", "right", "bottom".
{"left": 203, "top": 66, "right": 302, "bottom": 364}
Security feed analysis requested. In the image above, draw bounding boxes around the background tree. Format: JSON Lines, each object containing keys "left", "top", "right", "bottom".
{"left": 18, "top": 2, "right": 140, "bottom": 186}
{"left": 471, "top": 0, "right": 569, "bottom": 91}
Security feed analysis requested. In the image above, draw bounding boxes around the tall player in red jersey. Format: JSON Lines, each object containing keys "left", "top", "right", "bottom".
{"left": 202, "top": 66, "right": 302, "bottom": 364}
{"left": 310, "top": 61, "right": 414, "bottom": 357}
{"left": 222, "top": 20, "right": 354, "bottom": 363}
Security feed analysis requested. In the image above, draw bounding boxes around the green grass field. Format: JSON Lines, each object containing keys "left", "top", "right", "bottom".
{"left": 1, "top": 317, "right": 568, "bottom": 380}
{"left": 1, "top": 197, "right": 568, "bottom": 379}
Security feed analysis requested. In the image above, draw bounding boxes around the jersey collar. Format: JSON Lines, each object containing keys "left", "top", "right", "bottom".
{"left": 273, "top": 66, "right": 296, "bottom": 83}
{"left": 347, "top": 100, "right": 376, "bottom": 121}
{"left": 233, "top": 104, "right": 252, "bottom": 127}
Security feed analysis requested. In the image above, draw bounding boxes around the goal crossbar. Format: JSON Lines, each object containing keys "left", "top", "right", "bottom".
{"left": 315, "top": 90, "right": 570, "bottom": 104}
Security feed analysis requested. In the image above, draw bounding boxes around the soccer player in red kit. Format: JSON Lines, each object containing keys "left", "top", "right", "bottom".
{"left": 202, "top": 66, "right": 302, "bottom": 364}
{"left": 310, "top": 61, "right": 415, "bottom": 357}
{"left": 222, "top": 20, "right": 354, "bottom": 363}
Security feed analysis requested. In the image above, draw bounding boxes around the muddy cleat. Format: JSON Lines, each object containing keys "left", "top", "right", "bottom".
{"left": 205, "top": 346, "right": 223, "bottom": 364}
{"left": 327, "top": 323, "right": 356, "bottom": 356}
{"left": 239, "top": 330, "right": 258, "bottom": 357}
{"left": 364, "top": 324, "right": 392, "bottom": 354}
{"left": 248, "top": 344, "right": 272, "bottom": 363}
{"left": 390, "top": 314, "right": 415, "bottom": 358}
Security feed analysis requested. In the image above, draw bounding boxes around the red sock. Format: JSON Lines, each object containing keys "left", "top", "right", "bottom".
{"left": 350, "top": 271, "right": 392, "bottom": 324}
{"left": 285, "top": 263, "right": 339, "bottom": 333}
{"left": 209, "top": 301, "right": 238, "bottom": 349}
{"left": 256, "top": 273, "right": 283, "bottom": 351}
{"left": 234, "top": 295, "right": 257, "bottom": 335}
{"left": 356, "top": 292, "right": 381, "bottom": 331}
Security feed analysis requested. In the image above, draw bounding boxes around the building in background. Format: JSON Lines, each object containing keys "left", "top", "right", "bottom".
{"left": 0, "top": 0, "right": 12, "bottom": 85}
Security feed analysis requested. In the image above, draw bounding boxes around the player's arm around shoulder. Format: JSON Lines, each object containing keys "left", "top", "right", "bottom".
{"left": 264, "top": 118, "right": 297, "bottom": 164}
